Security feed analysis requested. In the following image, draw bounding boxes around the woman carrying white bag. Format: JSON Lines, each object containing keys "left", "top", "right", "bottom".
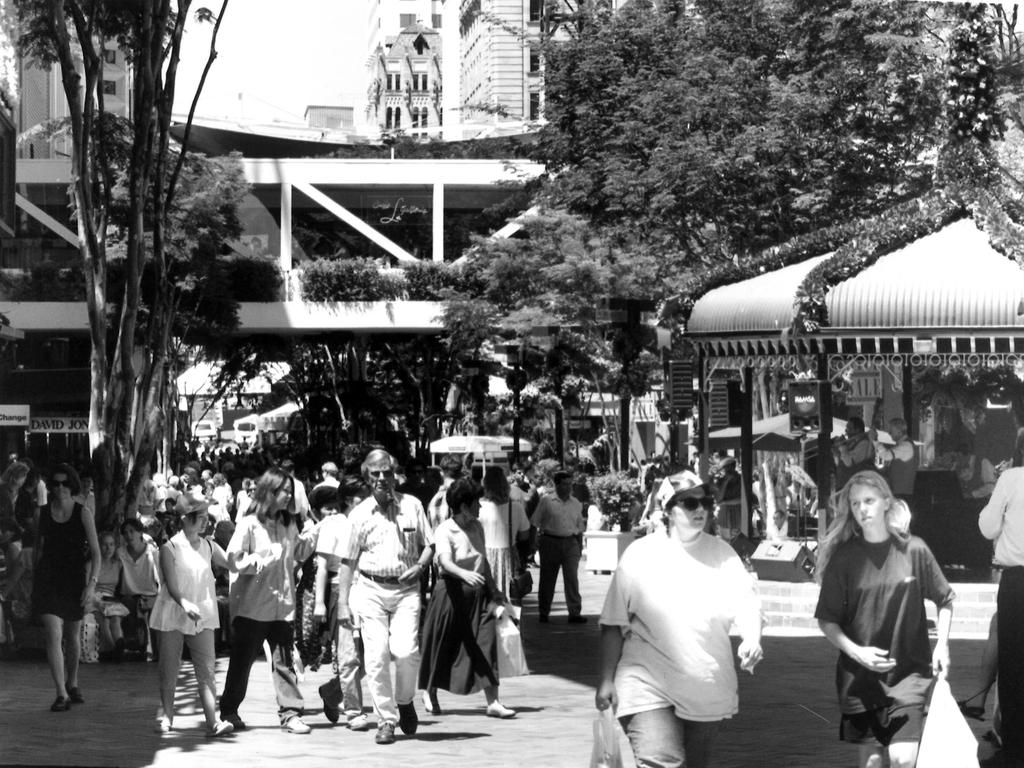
{"left": 815, "top": 471, "right": 954, "bottom": 768}
{"left": 595, "top": 480, "right": 762, "bottom": 768}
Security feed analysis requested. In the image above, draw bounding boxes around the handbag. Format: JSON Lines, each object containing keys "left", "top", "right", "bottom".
{"left": 495, "top": 607, "right": 529, "bottom": 677}
{"left": 917, "top": 676, "right": 979, "bottom": 768}
{"left": 589, "top": 708, "right": 624, "bottom": 768}
{"left": 508, "top": 501, "right": 533, "bottom": 600}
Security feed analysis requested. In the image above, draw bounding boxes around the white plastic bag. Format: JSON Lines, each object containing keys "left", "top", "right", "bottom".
{"left": 589, "top": 708, "right": 624, "bottom": 768}
{"left": 495, "top": 606, "right": 529, "bottom": 678}
{"left": 917, "top": 676, "right": 979, "bottom": 768}
{"left": 79, "top": 613, "right": 99, "bottom": 664}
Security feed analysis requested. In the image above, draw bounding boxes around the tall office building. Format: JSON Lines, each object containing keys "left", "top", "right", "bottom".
{"left": 0, "top": 0, "right": 17, "bottom": 238}
{"left": 17, "top": 42, "right": 131, "bottom": 159}
{"left": 456, "top": 0, "right": 543, "bottom": 132}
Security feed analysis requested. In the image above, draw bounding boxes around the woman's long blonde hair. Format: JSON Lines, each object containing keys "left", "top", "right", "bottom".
{"left": 815, "top": 470, "right": 911, "bottom": 583}
{"left": 250, "top": 467, "right": 295, "bottom": 525}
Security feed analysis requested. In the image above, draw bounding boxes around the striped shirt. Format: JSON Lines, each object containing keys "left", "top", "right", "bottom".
{"left": 346, "top": 491, "right": 433, "bottom": 578}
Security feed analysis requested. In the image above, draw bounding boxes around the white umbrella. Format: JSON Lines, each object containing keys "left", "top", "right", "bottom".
{"left": 708, "top": 414, "right": 893, "bottom": 452}
{"left": 429, "top": 435, "right": 533, "bottom": 455}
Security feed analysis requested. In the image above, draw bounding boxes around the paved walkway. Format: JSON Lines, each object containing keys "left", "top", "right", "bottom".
{"left": 0, "top": 563, "right": 1003, "bottom": 768}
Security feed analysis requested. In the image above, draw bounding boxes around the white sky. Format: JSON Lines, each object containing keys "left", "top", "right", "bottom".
{"left": 172, "top": 0, "right": 363, "bottom": 124}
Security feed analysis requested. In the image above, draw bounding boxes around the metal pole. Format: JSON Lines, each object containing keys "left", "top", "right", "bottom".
{"left": 740, "top": 366, "right": 754, "bottom": 537}
{"left": 619, "top": 391, "right": 630, "bottom": 472}
{"left": 512, "top": 369, "right": 522, "bottom": 465}
{"left": 816, "top": 354, "right": 832, "bottom": 542}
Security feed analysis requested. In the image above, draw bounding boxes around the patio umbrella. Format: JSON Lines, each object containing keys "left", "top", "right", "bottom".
{"left": 708, "top": 414, "right": 893, "bottom": 453}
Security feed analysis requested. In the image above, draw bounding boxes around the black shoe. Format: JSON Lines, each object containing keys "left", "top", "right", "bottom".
{"left": 375, "top": 722, "right": 396, "bottom": 745}
{"left": 319, "top": 682, "right": 340, "bottom": 724}
{"left": 67, "top": 687, "right": 84, "bottom": 704}
{"left": 50, "top": 696, "right": 70, "bottom": 712}
{"left": 397, "top": 702, "right": 418, "bottom": 735}
{"left": 568, "top": 615, "right": 588, "bottom": 624}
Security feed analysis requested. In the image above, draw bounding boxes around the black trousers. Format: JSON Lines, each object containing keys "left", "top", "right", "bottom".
{"left": 998, "top": 567, "right": 1024, "bottom": 759}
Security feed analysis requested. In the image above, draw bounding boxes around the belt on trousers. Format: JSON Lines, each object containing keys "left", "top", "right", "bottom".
{"left": 359, "top": 570, "right": 403, "bottom": 585}
{"left": 541, "top": 532, "right": 575, "bottom": 539}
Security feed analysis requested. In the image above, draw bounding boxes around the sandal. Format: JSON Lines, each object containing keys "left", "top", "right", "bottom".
{"left": 50, "top": 696, "right": 70, "bottom": 712}
{"left": 956, "top": 700, "right": 986, "bottom": 721}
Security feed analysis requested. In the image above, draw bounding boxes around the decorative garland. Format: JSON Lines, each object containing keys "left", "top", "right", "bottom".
{"left": 662, "top": 217, "right": 869, "bottom": 329}
{"left": 664, "top": 181, "right": 1024, "bottom": 338}
{"left": 792, "top": 190, "right": 966, "bottom": 333}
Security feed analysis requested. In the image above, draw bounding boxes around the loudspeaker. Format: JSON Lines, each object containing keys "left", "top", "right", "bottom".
{"left": 729, "top": 532, "right": 758, "bottom": 561}
{"left": 751, "top": 540, "right": 816, "bottom": 582}
{"left": 788, "top": 381, "right": 823, "bottom": 432}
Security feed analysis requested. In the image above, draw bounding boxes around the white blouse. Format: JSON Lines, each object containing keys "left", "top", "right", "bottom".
{"left": 149, "top": 531, "right": 220, "bottom": 634}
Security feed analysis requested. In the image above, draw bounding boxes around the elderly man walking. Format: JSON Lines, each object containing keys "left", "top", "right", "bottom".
{"left": 532, "top": 470, "right": 586, "bottom": 624}
{"left": 336, "top": 449, "right": 434, "bottom": 745}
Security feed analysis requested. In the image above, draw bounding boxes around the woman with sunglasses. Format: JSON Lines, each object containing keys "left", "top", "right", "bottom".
{"left": 31, "top": 464, "right": 101, "bottom": 712}
{"left": 219, "top": 466, "right": 322, "bottom": 735}
{"left": 596, "top": 483, "right": 763, "bottom": 768}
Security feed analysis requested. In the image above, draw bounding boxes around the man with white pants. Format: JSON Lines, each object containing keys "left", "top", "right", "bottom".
{"left": 336, "top": 450, "right": 434, "bottom": 745}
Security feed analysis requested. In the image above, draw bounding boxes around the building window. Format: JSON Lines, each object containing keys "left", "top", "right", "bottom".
{"left": 103, "top": 49, "right": 117, "bottom": 64}
{"left": 529, "top": 0, "right": 543, "bottom": 22}
{"left": 394, "top": 107, "right": 401, "bottom": 128}
{"left": 386, "top": 107, "right": 394, "bottom": 129}
{"left": 529, "top": 50, "right": 541, "bottom": 73}
{"left": 400, "top": 13, "right": 416, "bottom": 26}
{"left": 102, "top": 80, "right": 117, "bottom": 95}
{"left": 387, "top": 73, "right": 402, "bottom": 91}
{"left": 529, "top": 92, "right": 541, "bottom": 121}
{"left": 432, "top": 13, "right": 442, "bottom": 28}
{"left": 411, "top": 73, "right": 428, "bottom": 91}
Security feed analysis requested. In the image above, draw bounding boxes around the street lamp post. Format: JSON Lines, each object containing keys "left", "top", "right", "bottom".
{"left": 531, "top": 325, "right": 567, "bottom": 468}
{"left": 497, "top": 342, "right": 529, "bottom": 465}
{"left": 598, "top": 298, "right": 657, "bottom": 473}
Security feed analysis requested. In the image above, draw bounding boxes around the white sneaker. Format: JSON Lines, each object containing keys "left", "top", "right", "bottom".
{"left": 281, "top": 715, "right": 311, "bottom": 734}
{"left": 486, "top": 702, "right": 516, "bottom": 719}
{"left": 154, "top": 716, "right": 173, "bottom": 734}
{"left": 347, "top": 713, "right": 371, "bottom": 731}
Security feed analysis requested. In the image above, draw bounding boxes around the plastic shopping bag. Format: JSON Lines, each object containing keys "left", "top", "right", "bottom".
{"left": 917, "top": 676, "right": 979, "bottom": 768}
{"left": 495, "top": 606, "right": 529, "bottom": 678}
{"left": 589, "top": 708, "right": 624, "bottom": 768}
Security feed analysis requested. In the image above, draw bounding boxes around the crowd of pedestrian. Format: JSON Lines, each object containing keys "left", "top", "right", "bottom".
{"left": 7, "top": 441, "right": 1011, "bottom": 766}
{"left": 0, "top": 445, "right": 589, "bottom": 747}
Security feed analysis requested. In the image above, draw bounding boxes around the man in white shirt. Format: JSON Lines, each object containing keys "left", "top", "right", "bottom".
{"left": 531, "top": 470, "right": 586, "bottom": 624}
{"left": 336, "top": 450, "right": 434, "bottom": 745}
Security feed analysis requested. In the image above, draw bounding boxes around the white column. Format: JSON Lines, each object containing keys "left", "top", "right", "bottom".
{"left": 280, "top": 181, "right": 293, "bottom": 297}
{"left": 433, "top": 181, "right": 444, "bottom": 263}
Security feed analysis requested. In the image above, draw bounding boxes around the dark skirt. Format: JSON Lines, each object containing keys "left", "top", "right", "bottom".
{"left": 418, "top": 576, "right": 499, "bottom": 695}
{"left": 32, "top": 566, "right": 85, "bottom": 622}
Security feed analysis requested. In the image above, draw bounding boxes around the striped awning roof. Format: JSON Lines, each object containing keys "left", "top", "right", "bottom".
{"left": 689, "top": 218, "right": 1024, "bottom": 344}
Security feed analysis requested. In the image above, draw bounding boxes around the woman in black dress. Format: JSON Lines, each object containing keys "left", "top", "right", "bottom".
{"left": 32, "top": 464, "right": 101, "bottom": 712}
{"left": 418, "top": 478, "right": 515, "bottom": 718}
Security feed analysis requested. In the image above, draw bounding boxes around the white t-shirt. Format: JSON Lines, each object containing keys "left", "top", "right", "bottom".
{"left": 316, "top": 513, "right": 353, "bottom": 586}
{"left": 600, "top": 532, "right": 759, "bottom": 721}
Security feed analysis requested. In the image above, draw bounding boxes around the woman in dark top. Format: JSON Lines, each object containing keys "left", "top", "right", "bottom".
{"left": 814, "top": 470, "right": 954, "bottom": 768}
{"left": 32, "top": 464, "right": 101, "bottom": 712}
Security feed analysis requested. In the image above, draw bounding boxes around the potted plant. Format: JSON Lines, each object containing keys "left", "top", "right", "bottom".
{"left": 588, "top": 472, "right": 641, "bottom": 532}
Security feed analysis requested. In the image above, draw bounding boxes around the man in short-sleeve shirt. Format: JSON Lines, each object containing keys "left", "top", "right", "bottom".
{"left": 336, "top": 450, "right": 434, "bottom": 745}
{"left": 531, "top": 470, "right": 586, "bottom": 623}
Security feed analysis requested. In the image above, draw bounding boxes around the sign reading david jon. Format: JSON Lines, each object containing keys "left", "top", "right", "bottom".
{"left": 29, "top": 415, "right": 89, "bottom": 433}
